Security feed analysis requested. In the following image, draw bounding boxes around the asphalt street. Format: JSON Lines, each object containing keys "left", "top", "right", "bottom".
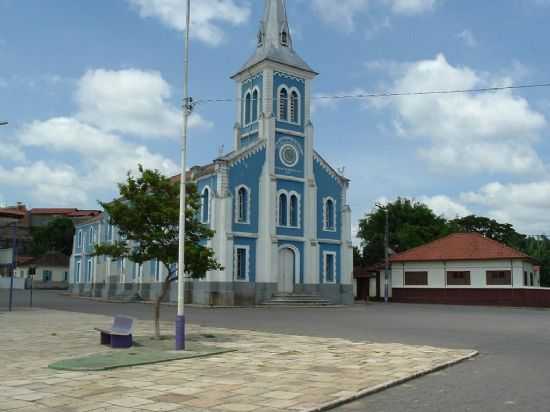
{"left": 2, "top": 289, "right": 550, "bottom": 412}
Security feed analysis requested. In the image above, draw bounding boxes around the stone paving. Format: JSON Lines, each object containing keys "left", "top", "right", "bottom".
{"left": 0, "top": 310, "right": 476, "bottom": 412}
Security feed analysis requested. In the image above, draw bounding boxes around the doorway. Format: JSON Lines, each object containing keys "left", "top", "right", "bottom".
{"left": 278, "top": 247, "right": 295, "bottom": 293}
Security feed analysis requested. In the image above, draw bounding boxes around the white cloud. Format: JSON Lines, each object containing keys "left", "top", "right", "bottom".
{"left": 311, "top": 0, "right": 436, "bottom": 30}
{"left": 461, "top": 181, "right": 550, "bottom": 234}
{"left": 385, "top": 54, "right": 546, "bottom": 174}
{"left": 387, "top": 0, "right": 437, "bottom": 15}
{"left": 418, "top": 142, "right": 545, "bottom": 175}
{"left": 127, "top": 0, "right": 250, "bottom": 46}
{"left": 76, "top": 69, "right": 210, "bottom": 139}
{"left": 3, "top": 67, "right": 194, "bottom": 207}
{"left": 19, "top": 117, "right": 179, "bottom": 189}
{"left": 312, "top": 0, "right": 369, "bottom": 32}
{"left": 457, "top": 29, "right": 477, "bottom": 48}
{"left": 0, "top": 162, "right": 86, "bottom": 205}
{"left": 420, "top": 195, "right": 471, "bottom": 219}
{"left": 0, "top": 136, "right": 26, "bottom": 163}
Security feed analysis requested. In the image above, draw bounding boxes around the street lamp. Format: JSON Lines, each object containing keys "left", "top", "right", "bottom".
{"left": 375, "top": 203, "right": 390, "bottom": 303}
{"left": 175, "top": 0, "right": 192, "bottom": 351}
{"left": 0, "top": 122, "right": 8, "bottom": 126}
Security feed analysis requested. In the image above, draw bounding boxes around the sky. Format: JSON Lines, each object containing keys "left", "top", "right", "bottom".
{"left": 1, "top": 0, "right": 550, "bottom": 237}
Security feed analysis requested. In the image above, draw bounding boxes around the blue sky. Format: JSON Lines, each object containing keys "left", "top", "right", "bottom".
{"left": 1, "top": 0, "right": 550, "bottom": 235}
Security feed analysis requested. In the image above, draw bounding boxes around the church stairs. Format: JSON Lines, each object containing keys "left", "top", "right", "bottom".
{"left": 261, "top": 293, "right": 332, "bottom": 307}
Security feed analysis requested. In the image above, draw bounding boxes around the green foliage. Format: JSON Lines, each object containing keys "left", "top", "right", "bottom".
{"left": 94, "top": 166, "right": 222, "bottom": 280}
{"left": 521, "top": 236, "right": 550, "bottom": 287}
{"left": 358, "top": 198, "right": 450, "bottom": 266}
{"left": 31, "top": 217, "right": 75, "bottom": 256}
{"left": 449, "top": 215, "right": 526, "bottom": 250}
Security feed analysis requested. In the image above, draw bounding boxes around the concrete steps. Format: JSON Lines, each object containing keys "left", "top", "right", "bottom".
{"left": 261, "top": 293, "right": 332, "bottom": 307}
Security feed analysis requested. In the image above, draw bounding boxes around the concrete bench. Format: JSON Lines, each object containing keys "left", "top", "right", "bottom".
{"left": 95, "top": 315, "right": 135, "bottom": 349}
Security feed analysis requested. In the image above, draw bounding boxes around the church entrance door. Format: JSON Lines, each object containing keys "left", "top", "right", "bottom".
{"left": 278, "top": 248, "right": 295, "bottom": 294}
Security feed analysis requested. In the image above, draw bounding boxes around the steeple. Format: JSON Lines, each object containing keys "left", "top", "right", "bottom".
{"left": 232, "top": 0, "right": 317, "bottom": 78}
{"left": 260, "top": 0, "right": 292, "bottom": 50}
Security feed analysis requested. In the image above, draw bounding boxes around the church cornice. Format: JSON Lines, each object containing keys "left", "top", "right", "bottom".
{"left": 242, "top": 72, "right": 263, "bottom": 86}
{"left": 224, "top": 140, "right": 267, "bottom": 167}
{"left": 273, "top": 71, "right": 305, "bottom": 83}
{"left": 313, "top": 151, "right": 350, "bottom": 186}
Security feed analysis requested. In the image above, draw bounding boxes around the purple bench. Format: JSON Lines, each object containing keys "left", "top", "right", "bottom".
{"left": 95, "top": 315, "right": 135, "bottom": 349}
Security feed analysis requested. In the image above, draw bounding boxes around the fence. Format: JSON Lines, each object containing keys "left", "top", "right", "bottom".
{"left": 392, "top": 287, "right": 550, "bottom": 308}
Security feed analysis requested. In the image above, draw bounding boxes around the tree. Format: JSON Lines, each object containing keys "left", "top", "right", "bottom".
{"left": 449, "top": 215, "right": 526, "bottom": 250}
{"left": 357, "top": 198, "right": 450, "bottom": 266}
{"left": 31, "top": 217, "right": 75, "bottom": 256}
{"left": 521, "top": 236, "right": 550, "bottom": 287}
{"left": 94, "top": 166, "right": 222, "bottom": 338}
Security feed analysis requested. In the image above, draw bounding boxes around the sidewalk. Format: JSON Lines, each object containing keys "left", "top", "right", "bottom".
{"left": 0, "top": 309, "right": 476, "bottom": 412}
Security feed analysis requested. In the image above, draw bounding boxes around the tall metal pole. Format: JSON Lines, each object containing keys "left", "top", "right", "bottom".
{"left": 8, "top": 221, "right": 17, "bottom": 312}
{"left": 175, "top": 0, "right": 192, "bottom": 351}
{"left": 384, "top": 208, "right": 389, "bottom": 303}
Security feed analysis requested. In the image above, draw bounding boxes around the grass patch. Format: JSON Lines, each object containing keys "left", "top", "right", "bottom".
{"left": 48, "top": 336, "right": 235, "bottom": 371}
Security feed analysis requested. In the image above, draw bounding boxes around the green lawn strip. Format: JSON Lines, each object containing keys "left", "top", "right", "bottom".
{"left": 48, "top": 337, "right": 235, "bottom": 371}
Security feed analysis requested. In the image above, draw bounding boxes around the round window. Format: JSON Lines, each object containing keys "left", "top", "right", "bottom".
{"left": 280, "top": 144, "right": 299, "bottom": 167}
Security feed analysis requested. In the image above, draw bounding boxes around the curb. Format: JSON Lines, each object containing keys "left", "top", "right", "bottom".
{"left": 59, "top": 294, "right": 345, "bottom": 309}
{"left": 302, "top": 350, "right": 479, "bottom": 412}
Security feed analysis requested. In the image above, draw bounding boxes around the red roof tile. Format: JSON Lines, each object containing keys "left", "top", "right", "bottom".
{"left": 30, "top": 208, "right": 100, "bottom": 216}
{"left": 390, "top": 233, "right": 532, "bottom": 263}
{"left": 0, "top": 208, "right": 26, "bottom": 219}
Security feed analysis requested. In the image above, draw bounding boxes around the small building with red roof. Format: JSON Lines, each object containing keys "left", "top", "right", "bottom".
{"left": 388, "top": 233, "right": 547, "bottom": 307}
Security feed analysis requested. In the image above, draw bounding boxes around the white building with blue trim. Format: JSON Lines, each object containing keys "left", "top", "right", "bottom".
{"left": 69, "top": 0, "right": 353, "bottom": 305}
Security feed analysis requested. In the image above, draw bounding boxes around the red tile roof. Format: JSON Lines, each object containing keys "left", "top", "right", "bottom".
{"left": 390, "top": 233, "right": 532, "bottom": 263}
{"left": 0, "top": 208, "right": 26, "bottom": 219}
{"left": 30, "top": 208, "right": 100, "bottom": 216}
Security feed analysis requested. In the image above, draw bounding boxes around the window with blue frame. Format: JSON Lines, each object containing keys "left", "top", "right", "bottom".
{"left": 75, "top": 261, "right": 81, "bottom": 283}
{"left": 86, "top": 259, "right": 93, "bottom": 283}
{"left": 290, "top": 90, "right": 299, "bottom": 123}
{"left": 77, "top": 230, "right": 83, "bottom": 248}
{"left": 252, "top": 89, "right": 259, "bottom": 122}
{"left": 290, "top": 194, "right": 299, "bottom": 227}
{"left": 279, "top": 88, "right": 288, "bottom": 121}
{"left": 323, "top": 197, "right": 336, "bottom": 231}
{"left": 43, "top": 270, "right": 52, "bottom": 282}
{"left": 278, "top": 193, "right": 288, "bottom": 226}
{"left": 236, "top": 186, "right": 250, "bottom": 224}
{"left": 324, "top": 252, "right": 336, "bottom": 283}
{"left": 201, "top": 187, "right": 210, "bottom": 224}
{"left": 245, "top": 92, "right": 252, "bottom": 125}
{"left": 235, "top": 247, "right": 248, "bottom": 281}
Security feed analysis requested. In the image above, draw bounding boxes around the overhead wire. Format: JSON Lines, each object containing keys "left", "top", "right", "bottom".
{"left": 194, "top": 82, "right": 550, "bottom": 106}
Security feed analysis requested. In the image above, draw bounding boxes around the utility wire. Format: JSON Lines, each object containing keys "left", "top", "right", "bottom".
{"left": 194, "top": 82, "right": 550, "bottom": 105}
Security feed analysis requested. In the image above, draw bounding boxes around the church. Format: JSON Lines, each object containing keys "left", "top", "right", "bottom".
{"left": 69, "top": 0, "right": 354, "bottom": 305}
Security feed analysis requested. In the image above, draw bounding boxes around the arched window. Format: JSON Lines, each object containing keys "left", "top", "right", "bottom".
{"left": 201, "top": 187, "right": 210, "bottom": 224}
{"left": 290, "top": 194, "right": 299, "bottom": 227}
{"left": 290, "top": 90, "right": 299, "bottom": 123}
{"left": 245, "top": 92, "right": 252, "bottom": 125}
{"left": 236, "top": 186, "right": 250, "bottom": 224}
{"left": 252, "top": 89, "right": 259, "bottom": 122}
{"left": 278, "top": 193, "right": 288, "bottom": 226}
{"left": 279, "top": 88, "right": 288, "bottom": 121}
{"left": 324, "top": 198, "right": 336, "bottom": 231}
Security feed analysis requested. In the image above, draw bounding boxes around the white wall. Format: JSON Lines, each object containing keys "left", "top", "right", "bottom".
{"left": 392, "top": 259, "right": 538, "bottom": 289}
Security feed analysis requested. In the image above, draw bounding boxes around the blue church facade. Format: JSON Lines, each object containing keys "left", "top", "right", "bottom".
{"left": 69, "top": 0, "right": 353, "bottom": 305}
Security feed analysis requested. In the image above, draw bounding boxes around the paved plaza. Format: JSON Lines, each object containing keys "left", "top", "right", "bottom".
{"left": 0, "top": 309, "right": 475, "bottom": 412}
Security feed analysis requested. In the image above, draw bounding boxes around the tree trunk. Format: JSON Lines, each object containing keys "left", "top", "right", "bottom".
{"left": 153, "top": 275, "right": 173, "bottom": 339}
